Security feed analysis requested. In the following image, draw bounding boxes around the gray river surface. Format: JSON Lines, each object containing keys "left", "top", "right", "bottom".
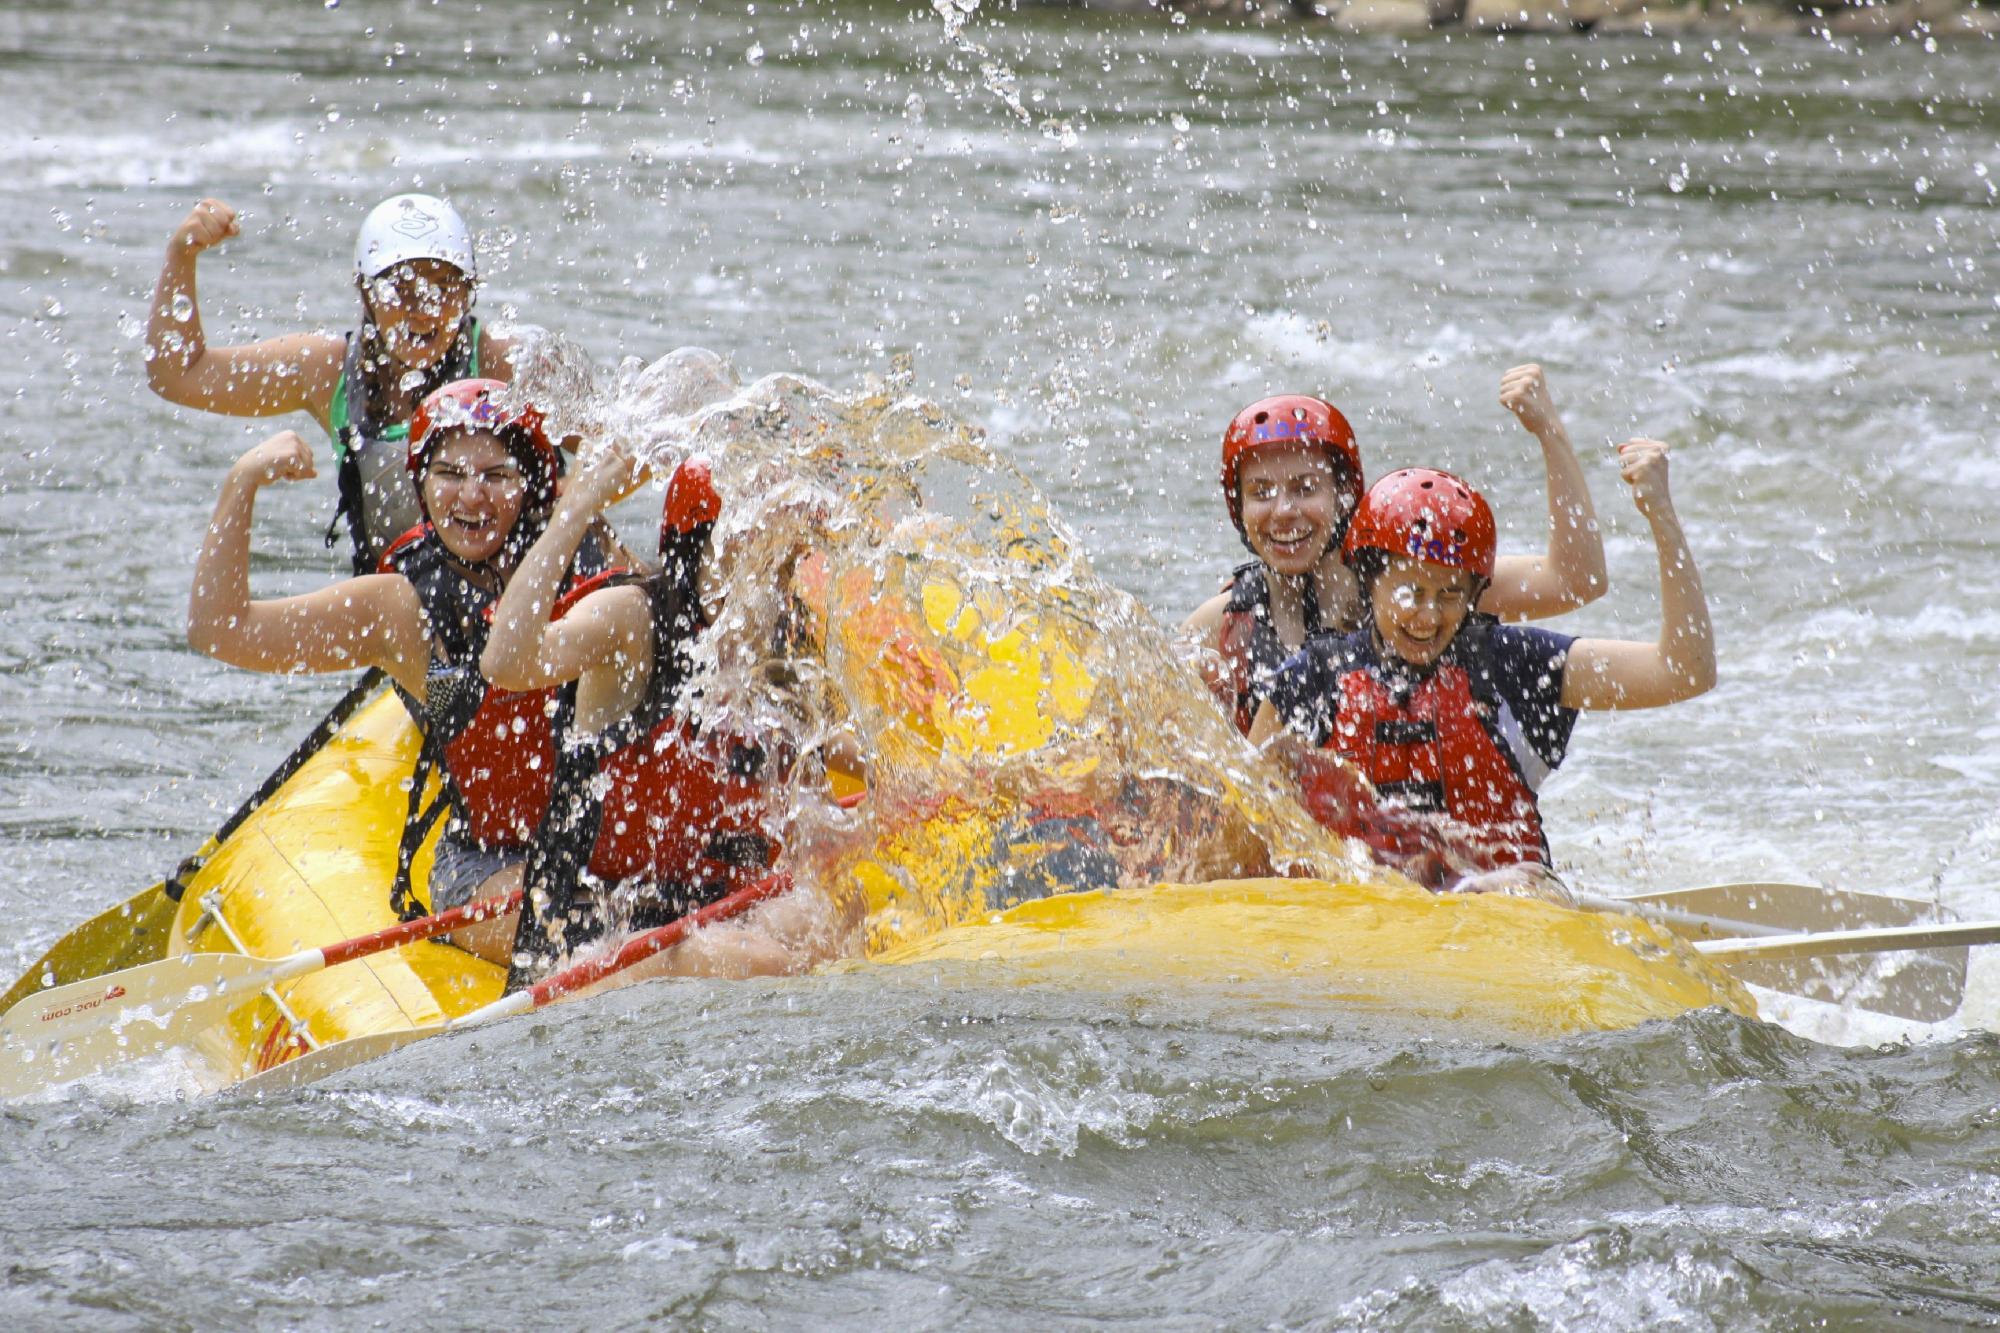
{"left": 2, "top": 1, "right": 1998, "bottom": 1326}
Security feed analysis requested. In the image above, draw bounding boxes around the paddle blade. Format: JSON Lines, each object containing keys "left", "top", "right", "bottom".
{"left": 1624, "top": 883, "right": 1965, "bottom": 1023}
{"left": 228, "top": 1026, "right": 443, "bottom": 1096}
{"left": 0, "top": 952, "right": 284, "bottom": 1100}
{"left": 1728, "top": 949, "right": 1965, "bottom": 1024}
{"left": 1625, "top": 882, "right": 1936, "bottom": 933}
{"left": 0, "top": 882, "right": 181, "bottom": 1019}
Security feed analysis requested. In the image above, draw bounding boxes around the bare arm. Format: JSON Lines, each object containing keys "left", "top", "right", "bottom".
{"left": 187, "top": 431, "right": 427, "bottom": 690}
{"left": 481, "top": 448, "right": 651, "bottom": 696}
{"left": 1180, "top": 589, "right": 1232, "bottom": 694}
{"left": 146, "top": 198, "right": 344, "bottom": 423}
{"left": 476, "top": 327, "right": 521, "bottom": 384}
{"left": 1483, "top": 364, "right": 1608, "bottom": 621}
{"left": 1560, "top": 440, "right": 1716, "bottom": 711}
{"left": 1247, "top": 699, "right": 1283, "bottom": 748}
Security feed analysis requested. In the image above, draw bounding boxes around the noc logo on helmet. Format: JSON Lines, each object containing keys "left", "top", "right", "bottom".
{"left": 392, "top": 204, "right": 441, "bottom": 240}
{"left": 460, "top": 397, "right": 505, "bottom": 427}
{"left": 1253, "top": 419, "right": 1322, "bottom": 445}
{"left": 1403, "top": 517, "right": 1464, "bottom": 566}
{"left": 436, "top": 395, "right": 505, "bottom": 433}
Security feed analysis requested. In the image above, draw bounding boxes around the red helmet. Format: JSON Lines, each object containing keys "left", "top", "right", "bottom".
{"left": 1220, "top": 395, "right": 1363, "bottom": 538}
{"left": 661, "top": 455, "right": 721, "bottom": 548}
{"left": 1342, "top": 467, "right": 1496, "bottom": 580}
{"left": 406, "top": 378, "right": 558, "bottom": 485}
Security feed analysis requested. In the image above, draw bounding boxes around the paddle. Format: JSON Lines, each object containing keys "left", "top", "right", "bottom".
{"left": 1696, "top": 920, "right": 2000, "bottom": 965}
{"left": 0, "top": 888, "right": 524, "bottom": 1101}
{"left": 1577, "top": 882, "right": 1970, "bottom": 1022}
{"left": 230, "top": 871, "right": 795, "bottom": 1095}
{"left": 0, "top": 670, "right": 395, "bottom": 1018}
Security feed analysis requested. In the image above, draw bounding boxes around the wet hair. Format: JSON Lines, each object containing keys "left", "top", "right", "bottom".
{"left": 1327, "top": 458, "right": 1362, "bottom": 552}
{"left": 638, "top": 521, "right": 715, "bottom": 704}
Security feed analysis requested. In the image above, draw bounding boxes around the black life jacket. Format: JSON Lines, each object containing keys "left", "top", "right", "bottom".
{"left": 1212, "top": 561, "right": 1328, "bottom": 735}
{"left": 379, "top": 520, "right": 616, "bottom": 920}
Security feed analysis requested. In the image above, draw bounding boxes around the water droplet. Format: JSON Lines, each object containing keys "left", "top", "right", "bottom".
{"left": 324, "top": 0, "right": 340, "bottom": 8}
{"left": 171, "top": 292, "right": 194, "bottom": 322}
{"left": 1170, "top": 113, "right": 1190, "bottom": 133}
{"left": 399, "top": 369, "right": 428, "bottom": 392}
{"left": 1667, "top": 173, "right": 1687, "bottom": 194}
{"left": 746, "top": 43, "right": 765, "bottom": 66}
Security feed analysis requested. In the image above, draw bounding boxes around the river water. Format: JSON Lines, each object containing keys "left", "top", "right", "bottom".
{"left": 2, "top": 1, "right": 1997, "bottom": 1325}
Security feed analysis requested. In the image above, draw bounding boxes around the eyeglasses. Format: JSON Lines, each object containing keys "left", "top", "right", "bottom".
{"left": 425, "top": 464, "right": 526, "bottom": 497}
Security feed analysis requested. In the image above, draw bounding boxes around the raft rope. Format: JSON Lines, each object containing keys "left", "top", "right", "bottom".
{"left": 187, "top": 890, "right": 322, "bottom": 1059}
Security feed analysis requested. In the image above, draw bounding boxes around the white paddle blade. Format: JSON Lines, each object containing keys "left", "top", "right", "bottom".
{"left": 1727, "top": 949, "right": 1965, "bottom": 1024}
{"left": 228, "top": 1026, "right": 442, "bottom": 1096}
{"left": 1626, "top": 882, "right": 1939, "bottom": 933}
{"left": 0, "top": 952, "right": 285, "bottom": 1100}
{"left": 1696, "top": 920, "right": 2000, "bottom": 1025}
{"left": 1616, "top": 884, "right": 1968, "bottom": 1024}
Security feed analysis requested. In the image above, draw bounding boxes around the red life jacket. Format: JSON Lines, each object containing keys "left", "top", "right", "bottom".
{"left": 508, "top": 568, "right": 787, "bottom": 974}
{"left": 542, "top": 572, "right": 783, "bottom": 894}
{"left": 1213, "top": 561, "right": 1329, "bottom": 735}
{"left": 1301, "top": 653, "right": 1548, "bottom": 871}
{"left": 586, "top": 718, "right": 780, "bottom": 887}
{"left": 380, "top": 522, "right": 616, "bottom": 852}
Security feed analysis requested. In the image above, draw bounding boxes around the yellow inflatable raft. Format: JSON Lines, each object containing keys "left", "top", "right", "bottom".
{"left": 167, "top": 683, "right": 504, "bottom": 1086}
{"left": 139, "top": 675, "right": 1745, "bottom": 1091}
{"left": 3, "top": 523, "right": 1753, "bottom": 1092}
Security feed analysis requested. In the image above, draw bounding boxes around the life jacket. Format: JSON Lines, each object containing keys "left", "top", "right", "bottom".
{"left": 511, "top": 573, "right": 786, "bottom": 974}
{"left": 1213, "top": 561, "right": 1328, "bottom": 735}
{"left": 1299, "top": 625, "right": 1550, "bottom": 872}
{"left": 378, "top": 519, "right": 615, "bottom": 918}
{"left": 325, "top": 319, "right": 481, "bottom": 573}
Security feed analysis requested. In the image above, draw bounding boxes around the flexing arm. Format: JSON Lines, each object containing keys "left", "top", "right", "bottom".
{"left": 1560, "top": 440, "right": 1716, "bottom": 711}
{"left": 481, "top": 448, "right": 651, "bottom": 695}
{"left": 146, "top": 198, "right": 344, "bottom": 422}
{"left": 1483, "top": 364, "right": 1608, "bottom": 621}
{"left": 187, "top": 431, "right": 426, "bottom": 686}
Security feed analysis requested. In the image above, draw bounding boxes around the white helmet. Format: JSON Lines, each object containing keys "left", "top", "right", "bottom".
{"left": 353, "top": 193, "right": 477, "bottom": 283}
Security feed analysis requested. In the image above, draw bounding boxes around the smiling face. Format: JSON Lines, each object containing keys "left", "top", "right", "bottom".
{"left": 1370, "top": 554, "right": 1479, "bottom": 669}
{"left": 419, "top": 430, "right": 527, "bottom": 565}
{"left": 1235, "top": 445, "right": 1349, "bottom": 577}
{"left": 363, "top": 258, "right": 473, "bottom": 369}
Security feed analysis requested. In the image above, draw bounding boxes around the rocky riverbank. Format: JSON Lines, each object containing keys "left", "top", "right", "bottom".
{"left": 1050, "top": 0, "right": 1998, "bottom": 38}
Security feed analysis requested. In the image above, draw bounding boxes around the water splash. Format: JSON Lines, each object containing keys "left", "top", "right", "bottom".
{"left": 510, "top": 345, "right": 1373, "bottom": 951}
{"left": 927, "top": 0, "right": 1041, "bottom": 132}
